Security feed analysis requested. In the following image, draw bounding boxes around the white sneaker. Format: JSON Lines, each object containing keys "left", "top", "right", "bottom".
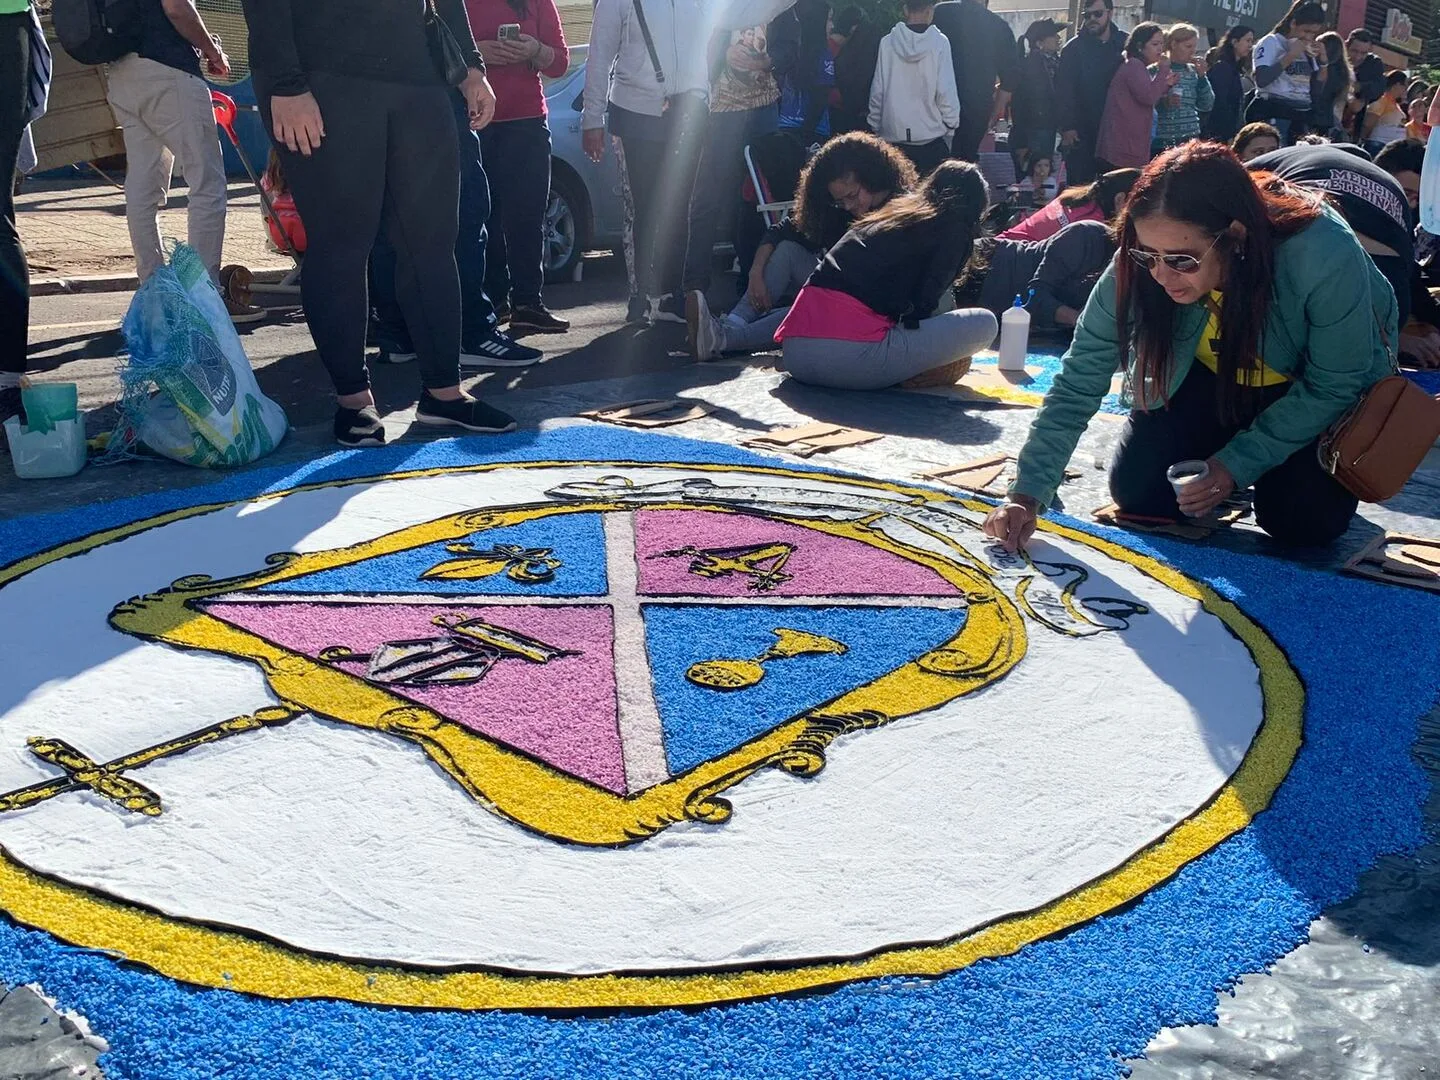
{"left": 685, "top": 290, "right": 723, "bottom": 361}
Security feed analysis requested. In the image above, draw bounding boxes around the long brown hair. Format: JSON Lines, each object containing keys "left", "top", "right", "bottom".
{"left": 1115, "top": 142, "right": 1323, "bottom": 421}
{"left": 855, "top": 159, "right": 988, "bottom": 235}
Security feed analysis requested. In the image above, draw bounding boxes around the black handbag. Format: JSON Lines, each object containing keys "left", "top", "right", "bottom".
{"left": 426, "top": 0, "right": 471, "bottom": 87}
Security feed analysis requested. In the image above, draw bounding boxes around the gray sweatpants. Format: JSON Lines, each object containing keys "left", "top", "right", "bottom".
{"left": 782, "top": 308, "right": 999, "bottom": 390}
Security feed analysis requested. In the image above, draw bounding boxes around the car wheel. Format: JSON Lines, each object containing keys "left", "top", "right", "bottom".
{"left": 544, "top": 170, "right": 587, "bottom": 283}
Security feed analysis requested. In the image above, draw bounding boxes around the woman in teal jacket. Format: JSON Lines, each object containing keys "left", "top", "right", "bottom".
{"left": 985, "top": 141, "right": 1395, "bottom": 551}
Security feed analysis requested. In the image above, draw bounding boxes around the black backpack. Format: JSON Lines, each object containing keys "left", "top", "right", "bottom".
{"left": 53, "top": 0, "right": 142, "bottom": 66}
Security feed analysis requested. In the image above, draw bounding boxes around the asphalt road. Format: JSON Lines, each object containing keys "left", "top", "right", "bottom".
{"left": 22, "top": 253, "right": 706, "bottom": 432}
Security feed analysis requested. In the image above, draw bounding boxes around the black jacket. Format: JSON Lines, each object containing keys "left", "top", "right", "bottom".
{"left": 1203, "top": 57, "right": 1246, "bottom": 142}
{"left": 1010, "top": 48, "right": 1059, "bottom": 141}
{"left": 932, "top": 0, "right": 1019, "bottom": 111}
{"left": 977, "top": 220, "right": 1114, "bottom": 328}
{"left": 242, "top": 0, "right": 484, "bottom": 98}
{"left": 808, "top": 214, "right": 974, "bottom": 322}
{"left": 833, "top": 22, "right": 882, "bottom": 133}
{"left": 1055, "top": 27, "right": 1127, "bottom": 136}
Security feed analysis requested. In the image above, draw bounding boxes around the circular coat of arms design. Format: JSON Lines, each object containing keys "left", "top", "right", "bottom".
{"left": 0, "top": 461, "right": 1299, "bottom": 1010}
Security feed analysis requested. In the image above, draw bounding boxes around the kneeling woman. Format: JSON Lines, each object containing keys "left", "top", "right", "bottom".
{"left": 775, "top": 161, "right": 998, "bottom": 390}
{"left": 985, "top": 142, "right": 1395, "bottom": 550}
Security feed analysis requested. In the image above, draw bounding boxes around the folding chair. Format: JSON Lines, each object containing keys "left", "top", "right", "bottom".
{"left": 744, "top": 144, "right": 797, "bottom": 230}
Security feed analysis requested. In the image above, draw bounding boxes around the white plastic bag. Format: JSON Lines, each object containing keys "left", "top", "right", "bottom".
{"left": 112, "top": 243, "right": 288, "bottom": 467}
{"left": 1420, "top": 127, "right": 1440, "bottom": 235}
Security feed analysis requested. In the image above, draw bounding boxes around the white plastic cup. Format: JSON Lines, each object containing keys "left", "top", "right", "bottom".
{"left": 1166, "top": 459, "right": 1210, "bottom": 513}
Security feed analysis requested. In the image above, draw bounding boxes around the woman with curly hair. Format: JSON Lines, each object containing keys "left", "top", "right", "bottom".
{"left": 687, "top": 130, "right": 916, "bottom": 360}
{"left": 776, "top": 159, "right": 998, "bottom": 389}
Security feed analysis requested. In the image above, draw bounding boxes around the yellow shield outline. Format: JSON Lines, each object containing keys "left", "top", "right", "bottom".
{"left": 107, "top": 497, "right": 1025, "bottom": 847}
{"left": 0, "top": 460, "right": 1303, "bottom": 1011}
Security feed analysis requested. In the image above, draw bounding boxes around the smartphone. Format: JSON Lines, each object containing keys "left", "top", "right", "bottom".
{"left": 498, "top": 23, "right": 522, "bottom": 41}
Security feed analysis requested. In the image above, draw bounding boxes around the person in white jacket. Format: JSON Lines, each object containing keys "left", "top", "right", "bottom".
{"left": 867, "top": 0, "right": 960, "bottom": 176}
{"left": 583, "top": 0, "right": 796, "bottom": 324}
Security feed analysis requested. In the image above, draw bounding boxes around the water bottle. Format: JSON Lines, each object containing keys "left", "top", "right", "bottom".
{"left": 998, "top": 294, "right": 1030, "bottom": 372}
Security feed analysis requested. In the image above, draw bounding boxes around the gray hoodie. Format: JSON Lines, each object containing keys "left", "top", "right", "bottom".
{"left": 867, "top": 22, "right": 960, "bottom": 146}
{"left": 583, "top": 0, "right": 797, "bottom": 131}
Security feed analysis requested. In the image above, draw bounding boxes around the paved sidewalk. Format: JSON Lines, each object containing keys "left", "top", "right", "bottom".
{"left": 16, "top": 175, "right": 293, "bottom": 287}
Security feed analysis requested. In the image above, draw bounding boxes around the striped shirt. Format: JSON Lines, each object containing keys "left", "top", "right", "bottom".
{"left": 1152, "top": 62, "right": 1214, "bottom": 149}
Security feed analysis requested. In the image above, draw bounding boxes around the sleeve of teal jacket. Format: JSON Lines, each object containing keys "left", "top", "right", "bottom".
{"left": 1010, "top": 261, "right": 1124, "bottom": 507}
{"left": 1213, "top": 216, "right": 1393, "bottom": 489}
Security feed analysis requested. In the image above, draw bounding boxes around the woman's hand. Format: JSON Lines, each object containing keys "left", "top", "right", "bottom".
{"left": 271, "top": 92, "right": 325, "bottom": 155}
{"left": 983, "top": 497, "right": 1041, "bottom": 553}
{"left": 582, "top": 128, "right": 605, "bottom": 163}
{"left": 746, "top": 270, "right": 772, "bottom": 314}
{"left": 1175, "top": 457, "right": 1235, "bottom": 517}
{"left": 513, "top": 33, "right": 543, "bottom": 62}
{"left": 460, "top": 69, "right": 497, "bottom": 131}
{"left": 1282, "top": 37, "right": 1308, "bottom": 64}
{"left": 479, "top": 39, "right": 528, "bottom": 66}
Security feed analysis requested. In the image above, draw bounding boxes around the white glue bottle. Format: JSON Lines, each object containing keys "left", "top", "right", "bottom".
{"left": 998, "top": 293, "right": 1031, "bottom": 372}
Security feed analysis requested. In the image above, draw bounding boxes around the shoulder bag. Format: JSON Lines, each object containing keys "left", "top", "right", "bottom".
{"left": 1318, "top": 320, "right": 1440, "bottom": 502}
{"left": 426, "top": 0, "right": 471, "bottom": 87}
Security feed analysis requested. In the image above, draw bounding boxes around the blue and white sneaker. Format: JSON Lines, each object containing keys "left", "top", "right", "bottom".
{"left": 460, "top": 328, "right": 543, "bottom": 369}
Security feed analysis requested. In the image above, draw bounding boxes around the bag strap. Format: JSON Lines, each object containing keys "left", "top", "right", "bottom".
{"left": 632, "top": 0, "right": 665, "bottom": 85}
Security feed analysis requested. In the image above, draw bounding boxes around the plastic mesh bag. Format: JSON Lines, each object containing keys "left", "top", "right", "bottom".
{"left": 109, "top": 243, "right": 288, "bottom": 467}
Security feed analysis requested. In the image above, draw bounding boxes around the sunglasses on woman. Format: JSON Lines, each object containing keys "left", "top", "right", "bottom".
{"left": 1126, "top": 233, "right": 1224, "bottom": 274}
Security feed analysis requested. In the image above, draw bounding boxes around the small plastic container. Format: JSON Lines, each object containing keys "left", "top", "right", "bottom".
{"left": 4, "top": 415, "right": 88, "bottom": 479}
{"left": 1166, "top": 459, "right": 1210, "bottom": 513}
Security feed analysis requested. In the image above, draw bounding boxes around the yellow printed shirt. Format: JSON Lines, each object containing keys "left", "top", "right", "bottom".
{"left": 1193, "top": 292, "right": 1291, "bottom": 387}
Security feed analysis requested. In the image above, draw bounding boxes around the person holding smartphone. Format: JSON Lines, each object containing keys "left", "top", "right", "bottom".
{"left": 1247, "top": 0, "right": 1325, "bottom": 142}
{"left": 468, "top": 0, "right": 571, "bottom": 334}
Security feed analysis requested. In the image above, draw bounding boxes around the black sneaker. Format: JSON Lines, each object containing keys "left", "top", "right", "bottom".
{"left": 0, "top": 386, "right": 24, "bottom": 443}
{"left": 334, "top": 405, "right": 386, "bottom": 447}
{"left": 493, "top": 301, "right": 512, "bottom": 325}
{"left": 648, "top": 294, "right": 686, "bottom": 325}
{"left": 460, "top": 329, "right": 542, "bottom": 368}
{"left": 510, "top": 304, "right": 570, "bottom": 334}
{"left": 625, "top": 295, "right": 649, "bottom": 324}
{"left": 415, "top": 392, "right": 518, "bottom": 433}
{"left": 376, "top": 345, "right": 417, "bottom": 364}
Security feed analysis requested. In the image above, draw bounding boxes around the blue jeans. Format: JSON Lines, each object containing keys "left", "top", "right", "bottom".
{"left": 371, "top": 91, "right": 497, "bottom": 348}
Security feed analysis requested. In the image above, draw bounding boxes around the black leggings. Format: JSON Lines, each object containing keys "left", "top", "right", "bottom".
{"left": 262, "top": 73, "right": 461, "bottom": 397}
{"left": 0, "top": 11, "right": 29, "bottom": 375}
{"left": 1110, "top": 363, "right": 1358, "bottom": 546}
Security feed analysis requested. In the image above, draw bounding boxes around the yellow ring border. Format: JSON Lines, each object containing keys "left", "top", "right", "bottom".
{"left": 0, "top": 460, "right": 1304, "bottom": 1011}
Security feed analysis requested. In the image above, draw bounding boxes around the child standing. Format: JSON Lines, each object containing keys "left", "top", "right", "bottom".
{"left": 1153, "top": 24, "right": 1213, "bottom": 152}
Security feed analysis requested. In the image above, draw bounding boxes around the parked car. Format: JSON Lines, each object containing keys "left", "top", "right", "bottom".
{"left": 544, "top": 47, "right": 625, "bottom": 281}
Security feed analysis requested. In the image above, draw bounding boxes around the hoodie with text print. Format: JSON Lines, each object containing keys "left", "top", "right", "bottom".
{"left": 867, "top": 21, "right": 960, "bottom": 147}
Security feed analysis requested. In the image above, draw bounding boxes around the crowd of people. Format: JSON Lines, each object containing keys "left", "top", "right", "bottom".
{"left": 2, "top": 0, "right": 1438, "bottom": 549}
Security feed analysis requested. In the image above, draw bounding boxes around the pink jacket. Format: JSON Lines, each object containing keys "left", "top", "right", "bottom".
{"left": 999, "top": 198, "right": 1105, "bottom": 242}
{"left": 1095, "top": 58, "right": 1172, "bottom": 168}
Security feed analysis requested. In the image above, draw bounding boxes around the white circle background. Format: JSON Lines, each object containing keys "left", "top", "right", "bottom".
{"left": 0, "top": 466, "right": 1265, "bottom": 974}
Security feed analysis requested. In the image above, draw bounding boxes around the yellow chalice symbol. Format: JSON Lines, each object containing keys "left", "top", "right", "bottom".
{"left": 686, "top": 628, "right": 848, "bottom": 691}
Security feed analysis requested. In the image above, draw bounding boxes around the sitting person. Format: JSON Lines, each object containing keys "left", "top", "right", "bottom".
{"left": 984, "top": 141, "right": 1395, "bottom": 552}
{"left": 1231, "top": 121, "right": 1281, "bottom": 162}
{"left": 774, "top": 159, "right": 999, "bottom": 389}
{"left": 1000, "top": 168, "right": 1139, "bottom": 242}
{"left": 687, "top": 131, "right": 916, "bottom": 360}
{"left": 968, "top": 220, "right": 1116, "bottom": 331}
{"left": 1013, "top": 154, "right": 1058, "bottom": 206}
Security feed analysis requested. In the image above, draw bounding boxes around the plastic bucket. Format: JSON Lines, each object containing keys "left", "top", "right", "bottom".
{"left": 4, "top": 416, "right": 88, "bottom": 479}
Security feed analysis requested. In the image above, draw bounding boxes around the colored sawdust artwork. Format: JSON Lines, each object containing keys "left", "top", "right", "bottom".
{"left": 0, "top": 428, "right": 1434, "bottom": 1080}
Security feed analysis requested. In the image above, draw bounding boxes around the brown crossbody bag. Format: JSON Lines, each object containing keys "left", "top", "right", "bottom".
{"left": 1317, "top": 318, "right": 1440, "bottom": 503}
